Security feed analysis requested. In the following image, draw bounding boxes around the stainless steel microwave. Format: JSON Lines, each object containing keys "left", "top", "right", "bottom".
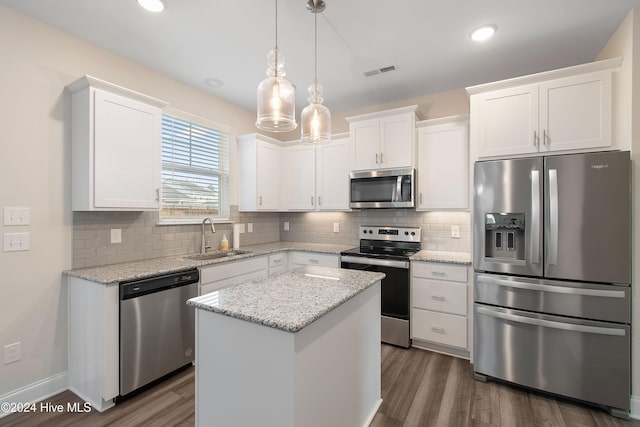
{"left": 350, "top": 168, "right": 415, "bottom": 208}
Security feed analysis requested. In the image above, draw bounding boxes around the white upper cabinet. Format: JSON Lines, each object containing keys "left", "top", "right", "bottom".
{"left": 67, "top": 75, "right": 167, "bottom": 211}
{"left": 347, "top": 106, "right": 418, "bottom": 171}
{"left": 316, "top": 136, "right": 350, "bottom": 211}
{"left": 469, "top": 59, "right": 619, "bottom": 159}
{"left": 238, "top": 133, "right": 282, "bottom": 211}
{"left": 416, "top": 115, "right": 469, "bottom": 210}
{"left": 281, "top": 135, "right": 350, "bottom": 211}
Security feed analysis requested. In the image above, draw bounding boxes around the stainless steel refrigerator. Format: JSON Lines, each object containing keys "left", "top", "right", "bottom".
{"left": 472, "top": 150, "right": 631, "bottom": 418}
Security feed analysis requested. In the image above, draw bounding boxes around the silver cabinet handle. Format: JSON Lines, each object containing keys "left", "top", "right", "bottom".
{"left": 420, "top": 193, "right": 423, "bottom": 204}
{"left": 431, "top": 327, "right": 446, "bottom": 334}
{"left": 311, "top": 196, "right": 314, "bottom": 206}
{"left": 380, "top": 152, "right": 384, "bottom": 163}
{"left": 318, "top": 196, "right": 322, "bottom": 206}
{"left": 533, "top": 130, "right": 538, "bottom": 147}
{"left": 431, "top": 295, "right": 446, "bottom": 302}
{"left": 309, "top": 259, "right": 319, "bottom": 264}
{"left": 543, "top": 129, "right": 549, "bottom": 146}
{"left": 476, "top": 306, "right": 626, "bottom": 336}
{"left": 548, "top": 169, "right": 558, "bottom": 265}
{"left": 476, "top": 274, "right": 626, "bottom": 298}
{"left": 155, "top": 188, "right": 160, "bottom": 201}
{"left": 431, "top": 271, "right": 446, "bottom": 277}
{"left": 375, "top": 153, "right": 379, "bottom": 164}
{"left": 272, "top": 258, "right": 282, "bottom": 264}
{"left": 530, "top": 170, "right": 540, "bottom": 264}
{"left": 259, "top": 196, "right": 263, "bottom": 206}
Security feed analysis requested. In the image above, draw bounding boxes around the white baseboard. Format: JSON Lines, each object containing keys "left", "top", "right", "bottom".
{"left": 364, "top": 398, "right": 383, "bottom": 427}
{"left": 630, "top": 395, "right": 640, "bottom": 420}
{"left": 0, "top": 371, "right": 68, "bottom": 419}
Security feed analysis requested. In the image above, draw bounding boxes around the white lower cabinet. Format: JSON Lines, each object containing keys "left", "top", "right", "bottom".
{"left": 200, "top": 256, "right": 268, "bottom": 295}
{"left": 411, "top": 261, "right": 470, "bottom": 357}
{"left": 289, "top": 251, "right": 340, "bottom": 270}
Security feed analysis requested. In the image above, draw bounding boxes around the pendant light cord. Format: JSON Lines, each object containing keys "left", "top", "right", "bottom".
{"left": 274, "top": 0, "right": 279, "bottom": 78}
{"left": 314, "top": 5, "right": 318, "bottom": 103}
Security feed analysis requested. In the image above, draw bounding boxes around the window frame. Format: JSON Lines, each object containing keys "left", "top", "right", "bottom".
{"left": 158, "top": 108, "right": 231, "bottom": 225}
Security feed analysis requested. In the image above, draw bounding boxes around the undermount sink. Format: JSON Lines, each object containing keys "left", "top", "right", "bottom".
{"left": 184, "top": 250, "right": 252, "bottom": 261}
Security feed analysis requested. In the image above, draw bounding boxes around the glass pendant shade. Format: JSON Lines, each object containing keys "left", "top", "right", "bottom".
{"left": 256, "top": 49, "right": 297, "bottom": 132}
{"left": 301, "top": 81, "right": 331, "bottom": 144}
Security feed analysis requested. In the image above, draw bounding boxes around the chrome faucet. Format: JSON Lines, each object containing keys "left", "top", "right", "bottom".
{"left": 201, "top": 217, "right": 216, "bottom": 254}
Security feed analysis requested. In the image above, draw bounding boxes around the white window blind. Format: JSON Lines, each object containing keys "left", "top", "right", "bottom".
{"left": 161, "top": 112, "right": 230, "bottom": 221}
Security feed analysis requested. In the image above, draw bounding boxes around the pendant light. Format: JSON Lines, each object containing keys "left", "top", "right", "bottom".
{"left": 256, "top": 0, "right": 297, "bottom": 132}
{"left": 300, "top": 0, "right": 331, "bottom": 144}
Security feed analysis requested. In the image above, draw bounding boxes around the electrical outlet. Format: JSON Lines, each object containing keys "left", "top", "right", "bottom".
{"left": 284, "top": 221, "right": 290, "bottom": 231}
{"left": 3, "top": 232, "right": 30, "bottom": 252}
{"left": 110, "top": 228, "right": 122, "bottom": 244}
{"left": 3, "top": 207, "right": 30, "bottom": 226}
{"left": 451, "top": 225, "right": 460, "bottom": 239}
{"left": 333, "top": 223, "right": 340, "bottom": 233}
{"left": 248, "top": 223, "right": 253, "bottom": 233}
{"left": 4, "top": 342, "right": 21, "bottom": 364}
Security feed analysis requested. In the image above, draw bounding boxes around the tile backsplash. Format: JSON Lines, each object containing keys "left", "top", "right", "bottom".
{"left": 72, "top": 207, "right": 470, "bottom": 268}
{"left": 279, "top": 210, "right": 470, "bottom": 252}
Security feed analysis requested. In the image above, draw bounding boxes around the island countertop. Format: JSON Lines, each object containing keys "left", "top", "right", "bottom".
{"left": 187, "top": 265, "right": 385, "bottom": 333}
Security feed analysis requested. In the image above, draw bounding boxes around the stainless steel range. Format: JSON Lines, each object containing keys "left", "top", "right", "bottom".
{"left": 341, "top": 225, "right": 421, "bottom": 348}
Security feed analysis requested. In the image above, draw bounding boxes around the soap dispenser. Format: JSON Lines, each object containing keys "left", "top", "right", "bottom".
{"left": 221, "top": 234, "right": 229, "bottom": 251}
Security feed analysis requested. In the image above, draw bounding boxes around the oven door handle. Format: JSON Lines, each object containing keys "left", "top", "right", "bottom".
{"left": 476, "top": 306, "right": 626, "bottom": 337}
{"left": 341, "top": 255, "right": 409, "bottom": 269}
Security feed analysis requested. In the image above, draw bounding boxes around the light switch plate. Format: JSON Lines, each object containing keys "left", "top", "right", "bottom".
{"left": 4, "top": 207, "right": 30, "bottom": 226}
{"left": 333, "top": 223, "right": 340, "bottom": 233}
{"left": 284, "top": 221, "right": 289, "bottom": 231}
{"left": 451, "top": 225, "right": 460, "bottom": 239}
{"left": 3, "top": 233, "right": 29, "bottom": 252}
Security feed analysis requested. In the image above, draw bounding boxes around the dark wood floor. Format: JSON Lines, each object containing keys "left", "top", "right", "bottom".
{"left": 3, "top": 345, "right": 639, "bottom": 427}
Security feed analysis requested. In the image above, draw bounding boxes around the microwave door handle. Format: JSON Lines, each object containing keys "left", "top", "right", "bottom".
{"left": 530, "top": 170, "right": 540, "bottom": 264}
{"left": 548, "top": 169, "right": 559, "bottom": 266}
{"left": 396, "top": 176, "right": 402, "bottom": 201}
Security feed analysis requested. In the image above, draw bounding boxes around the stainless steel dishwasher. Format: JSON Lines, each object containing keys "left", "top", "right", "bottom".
{"left": 119, "top": 268, "right": 199, "bottom": 396}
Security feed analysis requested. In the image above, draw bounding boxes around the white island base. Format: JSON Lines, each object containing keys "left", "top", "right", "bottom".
{"left": 194, "top": 282, "right": 381, "bottom": 427}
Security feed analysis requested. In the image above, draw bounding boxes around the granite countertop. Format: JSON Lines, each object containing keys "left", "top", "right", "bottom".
{"left": 63, "top": 242, "right": 354, "bottom": 284}
{"left": 410, "top": 250, "right": 471, "bottom": 265}
{"left": 187, "top": 265, "right": 385, "bottom": 333}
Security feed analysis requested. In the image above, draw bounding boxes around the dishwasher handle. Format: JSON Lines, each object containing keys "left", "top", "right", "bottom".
{"left": 120, "top": 269, "right": 200, "bottom": 300}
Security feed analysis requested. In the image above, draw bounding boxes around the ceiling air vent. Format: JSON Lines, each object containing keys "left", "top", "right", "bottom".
{"left": 363, "top": 65, "right": 396, "bottom": 77}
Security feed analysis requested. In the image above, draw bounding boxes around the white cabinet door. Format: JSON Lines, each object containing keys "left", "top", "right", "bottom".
{"left": 283, "top": 145, "right": 316, "bottom": 211}
{"left": 417, "top": 117, "right": 468, "bottom": 210}
{"left": 238, "top": 134, "right": 283, "bottom": 212}
{"left": 317, "top": 136, "right": 350, "bottom": 211}
{"left": 379, "top": 113, "right": 415, "bottom": 169}
{"left": 476, "top": 84, "right": 539, "bottom": 158}
{"left": 68, "top": 76, "right": 166, "bottom": 211}
{"left": 539, "top": 70, "right": 612, "bottom": 152}
{"left": 256, "top": 141, "right": 281, "bottom": 211}
{"left": 93, "top": 89, "right": 161, "bottom": 209}
{"left": 350, "top": 119, "right": 380, "bottom": 171}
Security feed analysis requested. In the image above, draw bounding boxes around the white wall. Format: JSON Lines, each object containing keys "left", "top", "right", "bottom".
{"left": 596, "top": 7, "right": 640, "bottom": 417}
{"left": 0, "top": 4, "right": 256, "bottom": 400}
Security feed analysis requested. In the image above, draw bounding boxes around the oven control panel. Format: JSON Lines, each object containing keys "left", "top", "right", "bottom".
{"left": 359, "top": 226, "right": 421, "bottom": 242}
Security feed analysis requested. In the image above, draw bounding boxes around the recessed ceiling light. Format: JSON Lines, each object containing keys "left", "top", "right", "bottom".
{"left": 204, "top": 77, "right": 223, "bottom": 88}
{"left": 137, "top": 0, "right": 165, "bottom": 13}
{"left": 470, "top": 25, "right": 497, "bottom": 42}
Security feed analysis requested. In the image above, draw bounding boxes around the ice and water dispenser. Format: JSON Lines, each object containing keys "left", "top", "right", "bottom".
{"left": 484, "top": 213, "right": 525, "bottom": 260}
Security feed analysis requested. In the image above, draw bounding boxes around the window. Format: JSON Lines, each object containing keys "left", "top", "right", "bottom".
{"left": 160, "top": 110, "right": 230, "bottom": 222}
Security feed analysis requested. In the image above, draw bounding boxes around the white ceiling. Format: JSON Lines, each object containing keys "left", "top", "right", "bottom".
{"left": 2, "top": 0, "right": 639, "bottom": 116}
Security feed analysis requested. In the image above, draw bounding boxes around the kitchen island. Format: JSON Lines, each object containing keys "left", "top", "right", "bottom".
{"left": 187, "top": 265, "right": 385, "bottom": 427}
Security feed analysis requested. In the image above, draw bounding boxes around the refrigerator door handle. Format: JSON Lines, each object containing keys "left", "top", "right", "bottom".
{"left": 548, "top": 168, "right": 559, "bottom": 265}
{"left": 530, "top": 170, "right": 540, "bottom": 264}
{"left": 476, "top": 306, "right": 626, "bottom": 336}
{"left": 476, "top": 274, "right": 627, "bottom": 298}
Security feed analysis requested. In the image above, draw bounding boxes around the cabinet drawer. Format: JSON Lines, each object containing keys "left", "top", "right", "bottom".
{"left": 200, "top": 256, "right": 268, "bottom": 284}
{"left": 290, "top": 251, "right": 339, "bottom": 268}
{"left": 268, "top": 252, "right": 286, "bottom": 268}
{"left": 412, "top": 309, "right": 467, "bottom": 349}
{"left": 200, "top": 268, "right": 267, "bottom": 295}
{"left": 412, "top": 262, "right": 467, "bottom": 283}
{"left": 413, "top": 278, "right": 467, "bottom": 315}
